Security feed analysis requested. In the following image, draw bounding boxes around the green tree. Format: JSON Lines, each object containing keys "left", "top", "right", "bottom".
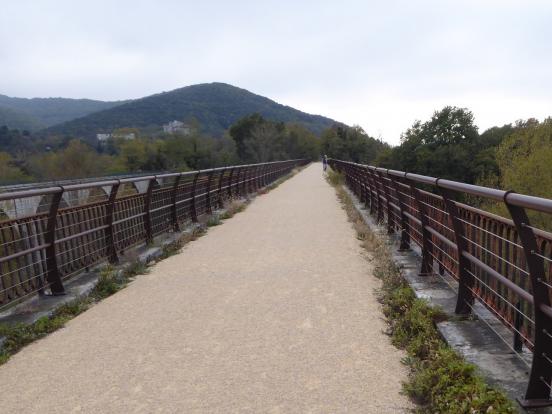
{"left": 0, "top": 152, "right": 31, "bottom": 184}
{"left": 116, "top": 139, "right": 149, "bottom": 172}
{"left": 285, "top": 124, "right": 321, "bottom": 160}
{"left": 229, "top": 113, "right": 267, "bottom": 161}
{"left": 378, "top": 106, "right": 483, "bottom": 182}
{"left": 476, "top": 118, "right": 552, "bottom": 229}
{"left": 28, "top": 140, "right": 119, "bottom": 180}
{"left": 321, "top": 125, "right": 388, "bottom": 164}
{"left": 229, "top": 114, "right": 320, "bottom": 163}
{"left": 496, "top": 118, "right": 552, "bottom": 198}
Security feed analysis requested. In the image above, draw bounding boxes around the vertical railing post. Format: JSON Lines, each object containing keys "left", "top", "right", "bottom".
{"left": 505, "top": 192, "right": 552, "bottom": 407}
{"left": 268, "top": 164, "right": 275, "bottom": 185}
{"left": 355, "top": 165, "right": 365, "bottom": 203}
{"left": 262, "top": 163, "right": 268, "bottom": 188}
{"left": 105, "top": 180, "right": 120, "bottom": 263}
{"left": 389, "top": 173, "right": 411, "bottom": 251}
{"left": 258, "top": 164, "right": 266, "bottom": 188}
{"left": 227, "top": 167, "right": 235, "bottom": 198}
{"left": 360, "top": 167, "right": 370, "bottom": 205}
{"left": 171, "top": 174, "right": 182, "bottom": 231}
{"left": 438, "top": 184, "right": 474, "bottom": 315}
{"left": 247, "top": 165, "right": 255, "bottom": 194}
{"left": 261, "top": 164, "right": 268, "bottom": 187}
{"left": 367, "top": 168, "right": 384, "bottom": 223}
{"left": 252, "top": 165, "right": 258, "bottom": 191}
{"left": 258, "top": 164, "right": 265, "bottom": 189}
{"left": 255, "top": 164, "right": 264, "bottom": 191}
{"left": 235, "top": 167, "right": 242, "bottom": 197}
{"left": 206, "top": 169, "right": 215, "bottom": 213}
{"left": 363, "top": 167, "right": 376, "bottom": 216}
{"left": 343, "top": 164, "right": 351, "bottom": 188}
{"left": 217, "top": 168, "right": 226, "bottom": 209}
{"left": 274, "top": 163, "right": 279, "bottom": 183}
{"left": 409, "top": 182, "right": 434, "bottom": 276}
{"left": 269, "top": 162, "right": 275, "bottom": 185}
{"left": 261, "top": 164, "right": 267, "bottom": 187}
{"left": 240, "top": 166, "right": 248, "bottom": 195}
{"left": 350, "top": 164, "right": 360, "bottom": 197}
{"left": 144, "top": 177, "right": 155, "bottom": 244}
{"left": 44, "top": 187, "right": 65, "bottom": 295}
{"left": 248, "top": 165, "right": 255, "bottom": 193}
{"left": 190, "top": 171, "right": 200, "bottom": 223}
{"left": 376, "top": 170, "right": 394, "bottom": 234}
{"left": 366, "top": 167, "right": 376, "bottom": 211}
{"left": 513, "top": 301, "right": 523, "bottom": 353}
{"left": 354, "top": 165, "right": 363, "bottom": 199}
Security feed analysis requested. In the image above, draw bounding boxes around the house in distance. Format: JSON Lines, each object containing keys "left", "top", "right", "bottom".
{"left": 163, "top": 120, "right": 192, "bottom": 135}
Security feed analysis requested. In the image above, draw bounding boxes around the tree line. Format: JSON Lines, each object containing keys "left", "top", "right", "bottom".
{"left": 1, "top": 108, "right": 551, "bottom": 217}
{"left": 373, "top": 107, "right": 552, "bottom": 210}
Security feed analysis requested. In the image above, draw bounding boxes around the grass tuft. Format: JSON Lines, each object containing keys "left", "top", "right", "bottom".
{"left": 207, "top": 214, "right": 221, "bottom": 227}
{"left": 220, "top": 200, "right": 247, "bottom": 220}
{"left": 326, "top": 168, "right": 345, "bottom": 186}
{"left": 0, "top": 314, "right": 72, "bottom": 364}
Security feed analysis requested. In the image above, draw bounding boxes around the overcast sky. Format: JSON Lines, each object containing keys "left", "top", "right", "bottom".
{"left": 1, "top": 1, "right": 550, "bottom": 144}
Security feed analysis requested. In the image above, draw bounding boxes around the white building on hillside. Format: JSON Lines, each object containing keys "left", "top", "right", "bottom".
{"left": 163, "top": 120, "right": 192, "bottom": 135}
{"left": 97, "top": 133, "right": 112, "bottom": 142}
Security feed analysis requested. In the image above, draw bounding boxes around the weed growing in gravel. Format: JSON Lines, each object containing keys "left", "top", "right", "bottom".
{"left": 124, "top": 261, "right": 149, "bottom": 278}
{"left": 220, "top": 200, "right": 247, "bottom": 219}
{"left": 207, "top": 214, "right": 221, "bottom": 227}
{"left": 0, "top": 314, "right": 70, "bottom": 364}
{"left": 326, "top": 168, "right": 345, "bottom": 187}
{"left": 156, "top": 227, "right": 206, "bottom": 261}
{"left": 91, "top": 266, "right": 124, "bottom": 299}
{"left": 326, "top": 169, "right": 516, "bottom": 413}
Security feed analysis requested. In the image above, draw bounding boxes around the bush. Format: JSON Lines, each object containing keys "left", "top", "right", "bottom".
{"left": 326, "top": 168, "right": 344, "bottom": 186}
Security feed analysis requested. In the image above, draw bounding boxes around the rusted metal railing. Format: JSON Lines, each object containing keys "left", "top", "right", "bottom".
{"left": 329, "top": 158, "right": 552, "bottom": 408}
{"left": 0, "top": 160, "right": 307, "bottom": 310}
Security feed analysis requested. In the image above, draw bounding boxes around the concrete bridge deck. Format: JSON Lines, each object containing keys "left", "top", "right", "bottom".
{"left": 0, "top": 164, "right": 411, "bottom": 413}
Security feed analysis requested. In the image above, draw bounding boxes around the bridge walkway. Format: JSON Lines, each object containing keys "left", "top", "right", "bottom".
{"left": 0, "top": 164, "right": 411, "bottom": 413}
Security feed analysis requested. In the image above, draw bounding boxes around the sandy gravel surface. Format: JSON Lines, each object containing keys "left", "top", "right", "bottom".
{"left": 0, "top": 164, "right": 411, "bottom": 413}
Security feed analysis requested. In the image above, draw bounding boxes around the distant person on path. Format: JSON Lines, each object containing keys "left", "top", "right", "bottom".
{"left": 322, "top": 154, "right": 328, "bottom": 172}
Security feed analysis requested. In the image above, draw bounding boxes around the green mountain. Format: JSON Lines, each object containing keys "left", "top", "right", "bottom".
{"left": 0, "top": 106, "right": 43, "bottom": 131}
{"left": 44, "top": 83, "right": 338, "bottom": 139}
{"left": 0, "top": 94, "right": 128, "bottom": 131}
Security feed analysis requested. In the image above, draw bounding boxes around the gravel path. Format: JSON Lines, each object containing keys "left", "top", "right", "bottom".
{"left": 0, "top": 164, "right": 412, "bottom": 413}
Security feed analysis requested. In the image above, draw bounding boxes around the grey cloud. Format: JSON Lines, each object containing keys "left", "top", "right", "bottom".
{"left": 0, "top": 0, "right": 551, "bottom": 144}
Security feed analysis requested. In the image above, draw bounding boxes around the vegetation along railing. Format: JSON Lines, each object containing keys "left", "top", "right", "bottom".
{"left": 329, "top": 158, "right": 552, "bottom": 408}
{"left": 0, "top": 160, "right": 307, "bottom": 311}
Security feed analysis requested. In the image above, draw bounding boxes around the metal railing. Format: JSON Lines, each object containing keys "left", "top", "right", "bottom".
{"left": 0, "top": 160, "right": 307, "bottom": 311}
{"left": 329, "top": 158, "right": 552, "bottom": 408}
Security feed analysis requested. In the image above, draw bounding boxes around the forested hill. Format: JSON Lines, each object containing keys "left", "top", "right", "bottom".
{"left": 0, "top": 94, "right": 127, "bottom": 131}
{"left": 43, "top": 83, "right": 338, "bottom": 139}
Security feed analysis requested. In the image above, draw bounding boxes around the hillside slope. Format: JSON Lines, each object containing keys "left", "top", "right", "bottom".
{"left": 0, "top": 106, "right": 43, "bottom": 131}
{"left": 0, "top": 94, "right": 128, "bottom": 130}
{"left": 44, "top": 83, "right": 338, "bottom": 138}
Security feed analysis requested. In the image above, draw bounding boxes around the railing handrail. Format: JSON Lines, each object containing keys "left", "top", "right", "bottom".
{"left": 0, "top": 159, "right": 308, "bottom": 313}
{"left": 0, "top": 160, "right": 307, "bottom": 201}
{"left": 328, "top": 158, "right": 552, "bottom": 408}
{"left": 331, "top": 159, "right": 552, "bottom": 211}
